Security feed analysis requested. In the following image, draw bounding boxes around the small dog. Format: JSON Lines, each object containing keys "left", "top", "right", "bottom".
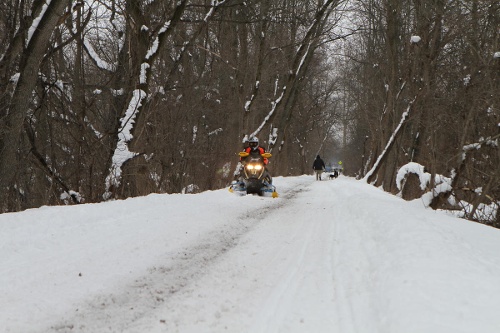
{"left": 329, "top": 170, "right": 339, "bottom": 179}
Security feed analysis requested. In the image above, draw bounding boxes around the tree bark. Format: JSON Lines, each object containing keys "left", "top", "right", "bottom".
{"left": 0, "top": 0, "right": 69, "bottom": 211}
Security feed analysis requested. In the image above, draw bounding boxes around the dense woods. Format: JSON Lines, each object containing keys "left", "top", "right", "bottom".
{"left": 345, "top": 0, "right": 500, "bottom": 227}
{"left": 0, "top": 0, "right": 498, "bottom": 227}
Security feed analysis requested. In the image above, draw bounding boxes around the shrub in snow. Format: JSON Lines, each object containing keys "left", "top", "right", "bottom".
{"left": 60, "top": 191, "right": 83, "bottom": 204}
{"left": 182, "top": 184, "right": 200, "bottom": 194}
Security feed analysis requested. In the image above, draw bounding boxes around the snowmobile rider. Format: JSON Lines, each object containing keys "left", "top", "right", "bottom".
{"left": 234, "top": 136, "right": 271, "bottom": 184}
{"left": 313, "top": 155, "right": 326, "bottom": 181}
{"left": 241, "top": 136, "right": 269, "bottom": 165}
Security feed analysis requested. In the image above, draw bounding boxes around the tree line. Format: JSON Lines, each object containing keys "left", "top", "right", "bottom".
{"left": 342, "top": 0, "right": 499, "bottom": 227}
{"left": 0, "top": 0, "right": 498, "bottom": 228}
{"left": 0, "top": 0, "right": 346, "bottom": 211}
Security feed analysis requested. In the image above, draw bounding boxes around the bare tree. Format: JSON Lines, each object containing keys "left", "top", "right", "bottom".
{"left": 345, "top": 0, "right": 500, "bottom": 225}
{"left": 0, "top": 0, "right": 72, "bottom": 211}
{"left": 0, "top": 0, "right": 355, "bottom": 212}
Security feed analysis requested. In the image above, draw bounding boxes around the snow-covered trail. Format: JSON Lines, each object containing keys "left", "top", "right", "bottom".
{"left": 2, "top": 175, "right": 500, "bottom": 333}
{"left": 330, "top": 178, "right": 500, "bottom": 333}
{"left": 167, "top": 182, "right": 342, "bottom": 333}
{"left": 43, "top": 177, "right": 345, "bottom": 333}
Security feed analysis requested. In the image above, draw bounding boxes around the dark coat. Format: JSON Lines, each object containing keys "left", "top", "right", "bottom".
{"left": 312, "top": 155, "right": 325, "bottom": 170}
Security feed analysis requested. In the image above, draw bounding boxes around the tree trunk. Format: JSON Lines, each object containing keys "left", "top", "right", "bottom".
{"left": 0, "top": 0, "right": 69, "bottom": 211}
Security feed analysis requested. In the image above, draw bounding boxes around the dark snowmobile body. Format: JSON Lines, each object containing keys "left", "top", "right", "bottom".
{"left": 230, "top": 151, "right": 278, "bottom": 198}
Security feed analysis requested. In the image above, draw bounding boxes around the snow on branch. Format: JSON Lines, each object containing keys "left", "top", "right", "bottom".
{"left": 83, "top": 38, "right": 116, "bottom": 71}
{"left": 244, "top": 81, "right": 259, "bottom": 112}
{"left": 204, "top": 0, "right": 228, "bottom": 22}
{"left": 296, "top": 42, "right": 312, "bottom": 77}
{"left": 421, "top": 178, "right": 454, "bottom": 207}
{"left": 268, "top": 127, "right": 279, "bottom": 146}
{"left": 146, "top": 20, "right": 171, "bottom": 60}
{"left": 363, "top": 98, "right": 415, "bottom": 183}
{"left": 250, "top": 88, "right": 285, "bottom": 138}
{"left": 461, "top": 134, "right": 499, "bottom": 161}
{"left": 103, "top": 89, "right": 146, "bottom": 200}
{"left": 396, "top": 162, "right": 431, "bottom": 192}
{"left": 415, "top": 134, "right": 499, "bottom": 209}
{"left": 27, "top": 0, "right": 51, "bottom": 45}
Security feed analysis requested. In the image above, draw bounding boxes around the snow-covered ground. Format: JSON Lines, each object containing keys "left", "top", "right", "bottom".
{"left": 2, "top": 175, "right": 500, "bottom": 333}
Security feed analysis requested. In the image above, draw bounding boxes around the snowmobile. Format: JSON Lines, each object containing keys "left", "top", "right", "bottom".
{"left": 229, "top": 151, "right": 278, "bottom": 198}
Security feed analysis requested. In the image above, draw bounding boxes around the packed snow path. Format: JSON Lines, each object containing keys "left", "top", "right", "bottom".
{"left": 2, "top": 176, "right": 500, "bottom": 333}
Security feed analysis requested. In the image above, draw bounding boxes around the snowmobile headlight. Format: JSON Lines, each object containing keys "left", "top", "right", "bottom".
{"left": 246, "top": 164, "right": 262, "bottom": 171}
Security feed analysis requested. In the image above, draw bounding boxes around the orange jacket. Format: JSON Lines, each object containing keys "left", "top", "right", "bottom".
{"left": 242, "top": 146, "right": 268, "bottom": 165}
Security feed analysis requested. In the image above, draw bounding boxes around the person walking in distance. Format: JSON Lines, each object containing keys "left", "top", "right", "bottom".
{"left": 312, "top": 155, "right": 326, "bottom": 181}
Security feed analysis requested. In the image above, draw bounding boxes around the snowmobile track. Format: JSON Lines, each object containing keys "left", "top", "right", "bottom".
{"left": 46, "top": 180, "right": 311, "bottom": 332}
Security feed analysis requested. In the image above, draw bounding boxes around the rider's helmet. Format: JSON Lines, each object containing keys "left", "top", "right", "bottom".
{"left": 248, "top": 136, "right": 259, "bottom": 150}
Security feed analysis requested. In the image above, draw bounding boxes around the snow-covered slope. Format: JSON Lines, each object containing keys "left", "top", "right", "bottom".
{"left": 1, "top": 175, "right": 500, "bottom": 333}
